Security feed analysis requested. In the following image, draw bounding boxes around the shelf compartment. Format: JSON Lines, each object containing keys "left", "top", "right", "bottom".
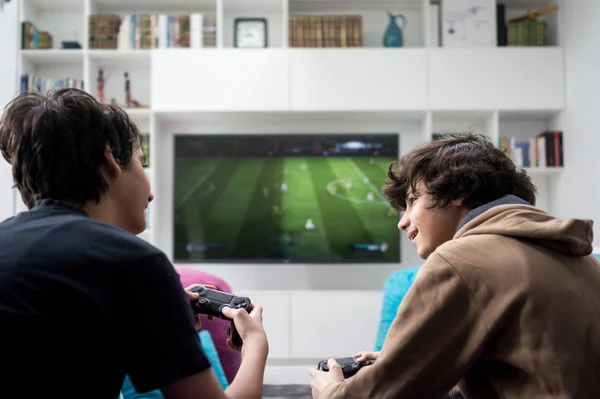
{"left": 290, "top": 48, "right": 427, "bottom": 111}
{"left": 288, "top": 0, "right": 425, "bottom": 48}
{"left": 152, "top": 49, "right": 289, "bottom": 112}
{"left": 429, "top": 47, "right": 564, "bottom": 111}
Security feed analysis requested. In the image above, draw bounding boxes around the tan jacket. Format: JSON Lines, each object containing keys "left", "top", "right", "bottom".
{"left": 322, "top": 204, "right": 600, "bottom": 398}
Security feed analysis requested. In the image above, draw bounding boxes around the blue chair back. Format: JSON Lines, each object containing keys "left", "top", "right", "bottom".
{"left": 375, "top": 265, "right": 421, "bottom": 351}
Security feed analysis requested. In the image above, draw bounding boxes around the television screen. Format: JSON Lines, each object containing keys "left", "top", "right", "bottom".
{"left": 173, "top": 134, "right": 400, "bottom": 263}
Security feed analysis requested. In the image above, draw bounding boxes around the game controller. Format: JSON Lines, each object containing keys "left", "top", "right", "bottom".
{"left": 189, "top": 286, "right": 253, "bottom": 348}
{"left": 317, "top": 356, "right": 373, "bottom": 379}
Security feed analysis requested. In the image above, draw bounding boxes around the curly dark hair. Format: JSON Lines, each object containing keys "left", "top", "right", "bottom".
{"left": 0, "top": 88, "right": 140, "bottom": 209}
{"left": 381, "top": 133, "right": 537, "bottom": 211}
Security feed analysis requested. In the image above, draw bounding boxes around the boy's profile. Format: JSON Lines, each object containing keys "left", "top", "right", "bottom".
{"left": 0, "top": 88, "right": 268, "bottom": 399}
{"left": 310, "top": 133, "right": 600, "bottom": 399}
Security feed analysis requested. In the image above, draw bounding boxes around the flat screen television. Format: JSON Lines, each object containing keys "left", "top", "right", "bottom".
{"left": 173, "top": 133, "right": 400, "bottom": 263}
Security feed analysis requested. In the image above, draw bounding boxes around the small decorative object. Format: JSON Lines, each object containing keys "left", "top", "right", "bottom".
{"left": 507, "top": 4, "right": 557, "bottom": 47}
{"left": 97, "top": 69, "right": 105, "bottom": 103}
{"left": 234, "top": 18, "right": 268, "bottom": 48}
{"left": 124, "top": 72, "right": 132, "bottom": 108}
{"left": 61, "top": 30, "right": 81, "bottom": 49}
{"left": 61, "top": 41, "right": 82, "bottom": 49}
{"left": 131, "top": 100, "right": 149, "bottom": 109}
{"left": 383, "top": 12, "right": 406, "bottom": 47}
{"left": 122, "top": 73, "right": 148, "bottom": 108}
{"left": 89, "top": 14, "right": 121, "bottom": 49}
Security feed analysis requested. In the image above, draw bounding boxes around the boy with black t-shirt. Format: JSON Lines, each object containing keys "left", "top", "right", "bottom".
{"left": 0, "top": 88, "right": 268, "bottom": 399}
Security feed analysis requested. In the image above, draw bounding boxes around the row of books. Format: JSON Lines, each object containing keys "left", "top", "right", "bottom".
{"left": 89, "top": 15, "right": 121, "bottom": 49}
{"left": 289, "top": 15, "right": 362, "bottom": 48}
{"left": 108, "top": 13, "right": 217, "bottom": 50}
{"left": 21, "top": 21, "right": 52, "bottom": 50}
{"left": 20, "top": 75, "right": 84, "bottom": 94}
{"left": 499, "top": 131, "right": 564, "bottom": 168}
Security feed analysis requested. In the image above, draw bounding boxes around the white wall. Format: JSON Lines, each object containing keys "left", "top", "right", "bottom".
{"left": 0, "top": 0, "right": 17, "bottom": 222}
{"left": 554, "top": 0, "right": 600, "bottom": 242}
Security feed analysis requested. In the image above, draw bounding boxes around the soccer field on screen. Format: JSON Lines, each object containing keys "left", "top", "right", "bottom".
{"left": 173, "top": 156, "right": 401, "bottom": 262}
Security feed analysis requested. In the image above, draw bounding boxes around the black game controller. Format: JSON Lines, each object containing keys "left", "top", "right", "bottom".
{"left": 189, "top": 286, "right": 253, "bottom": 348}
{"left": 317, "top": 356, "right": 373, "bottom": 379}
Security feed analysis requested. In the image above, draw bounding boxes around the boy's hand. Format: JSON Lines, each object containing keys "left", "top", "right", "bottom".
{"left": 184, "top": 284, "right": 217, "bottom": 330}
{"left": 353, "top": 350, "right": 380, "bottom": 364}
{"left": 308, "top": 359, "right": 344, "bottom": 399}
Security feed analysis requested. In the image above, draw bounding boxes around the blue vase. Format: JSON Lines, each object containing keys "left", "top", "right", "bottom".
{"left": 383, "top": 12, "right": 406, "bottom": 47}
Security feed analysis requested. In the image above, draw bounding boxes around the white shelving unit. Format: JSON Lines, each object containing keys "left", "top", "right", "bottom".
{"left": 13, "top": 0, "right": 566, "bottom": 255}
{"left": 9, "top": 0, "right": 566, "bottom": 367}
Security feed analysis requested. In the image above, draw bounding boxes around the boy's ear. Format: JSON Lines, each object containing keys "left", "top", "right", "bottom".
{"left": 102, "top": 146, "right": 122, "bottom": 179}
{"left": 452, "top": 197, "right": 465, "bottom": 208}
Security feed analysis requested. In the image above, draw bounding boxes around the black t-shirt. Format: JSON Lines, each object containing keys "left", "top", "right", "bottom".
{"left": 0, "top": 199, "right": 211, "bottom": 398}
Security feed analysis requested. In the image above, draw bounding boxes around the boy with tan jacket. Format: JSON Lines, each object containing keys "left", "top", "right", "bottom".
{"left": 310, "top": 133, "right": 600, "bottom": 399}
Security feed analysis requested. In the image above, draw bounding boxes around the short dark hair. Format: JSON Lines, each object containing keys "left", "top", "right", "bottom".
{"left": 0, "top": 88, "right": 140, "bottom": 208}
{"left": 381, "top": 133, "right": 537, "bottom": 211}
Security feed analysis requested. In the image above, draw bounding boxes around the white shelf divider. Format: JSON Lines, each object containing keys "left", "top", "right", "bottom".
{"left": 282, "top": 0, "right": 290, "bottom": 47}
{"left": 216, "top": 0, "right": 224, "bottom": 48}
{"left": 487, "top": 110, "right": 500, "bottom": 145}
{"left": 422, "top": 110, "right": 432, "bottom": 142}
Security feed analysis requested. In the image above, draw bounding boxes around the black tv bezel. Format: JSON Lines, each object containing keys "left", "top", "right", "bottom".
{"left": 171, "top": 132, "right": 402, "bottom": 264}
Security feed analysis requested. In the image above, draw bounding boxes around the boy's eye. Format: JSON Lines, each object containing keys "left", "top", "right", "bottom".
{"left": 409, "top": 197, "right": 418, "bottom": 202}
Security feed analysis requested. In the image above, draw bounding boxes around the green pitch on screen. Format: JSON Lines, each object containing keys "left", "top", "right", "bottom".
{"left": 173, "top": 156, "right": 400, "bottom": 263}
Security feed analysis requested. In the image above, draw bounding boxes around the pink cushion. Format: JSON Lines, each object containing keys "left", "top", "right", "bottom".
{"left": 174, "top": 266, "right": 242, "bottom": 383}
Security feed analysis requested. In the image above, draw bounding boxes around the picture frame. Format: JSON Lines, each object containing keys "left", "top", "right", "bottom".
{"left": 442, "top": 0, "right": 496, "bottom": 47}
